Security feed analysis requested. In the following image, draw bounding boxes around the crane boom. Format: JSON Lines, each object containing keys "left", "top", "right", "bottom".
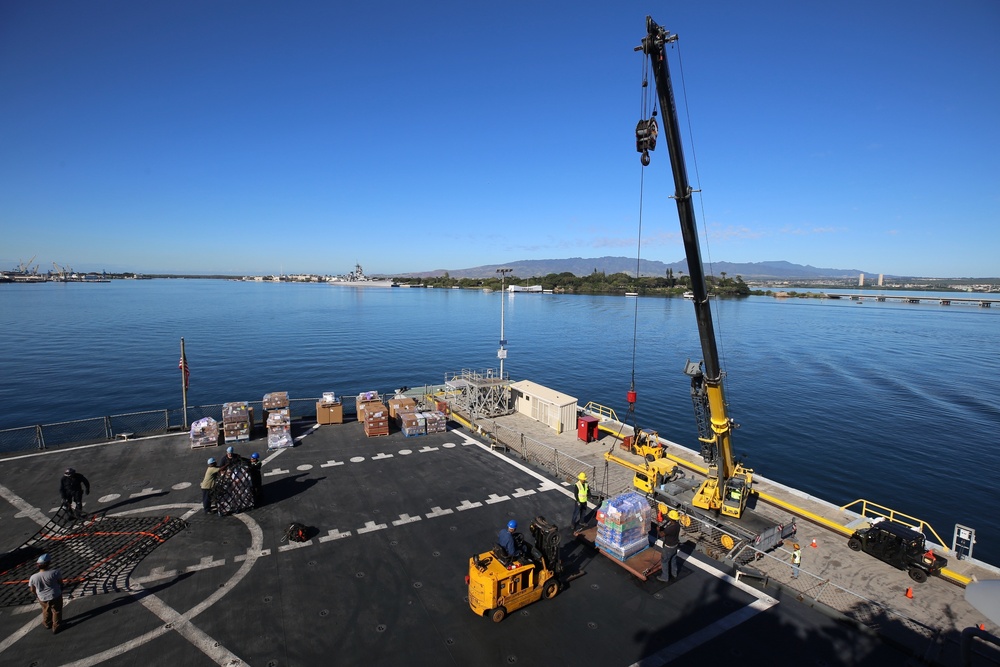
{"left": 638, "top": 16, "right": 752, "bottom": 518}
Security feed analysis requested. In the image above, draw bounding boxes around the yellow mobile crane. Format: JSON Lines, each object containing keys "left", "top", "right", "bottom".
{"left": 636, "top": 17, "right": 752, "bottom": 519}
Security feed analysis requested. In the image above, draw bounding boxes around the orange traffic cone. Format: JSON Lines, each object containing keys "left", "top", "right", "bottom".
{"left": 810, "top": 539, "right": 817, "bottom": 548}
{"left": 905, "top": 587, "right": 913, "bottom": 599}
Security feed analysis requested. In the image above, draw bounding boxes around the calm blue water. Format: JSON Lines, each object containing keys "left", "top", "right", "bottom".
{"left": 2, "top": 280, "right": 999, "bottom": 563}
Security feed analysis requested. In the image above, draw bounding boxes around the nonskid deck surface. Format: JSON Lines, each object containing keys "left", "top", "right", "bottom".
{"left": 0, "top": 423, "right": 921, "bottom": 666}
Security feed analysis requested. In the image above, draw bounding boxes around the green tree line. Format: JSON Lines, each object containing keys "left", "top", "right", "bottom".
{"left": 398, "top": 270, "right": 751, "bottom": 297}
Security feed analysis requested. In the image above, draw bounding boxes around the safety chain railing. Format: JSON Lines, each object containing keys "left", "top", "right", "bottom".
{"left": 0, "top": 397, "right": 321, "bottom": 454}
{"left": 488, "top": 421, "right": 596, "bottom": 487}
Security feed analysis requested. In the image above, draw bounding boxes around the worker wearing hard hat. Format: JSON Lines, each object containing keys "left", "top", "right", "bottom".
{"left": 498, "top": 519, "right": 524, "bottom": 557}
{"left": 571, "top": 472, "right": 590, "bottom": 533}
{"left": 28, "top": 553, "right": 63, "bottom": 634}
{"left": 201, "top": 458, "right": 219, "bottom": 514}
{"left": 657, "top": 509, "right": 682, "bottom": 583}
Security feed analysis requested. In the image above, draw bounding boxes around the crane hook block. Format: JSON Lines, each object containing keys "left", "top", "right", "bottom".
{"left": 635, "top": 117, "right": 658, "bottom": 155}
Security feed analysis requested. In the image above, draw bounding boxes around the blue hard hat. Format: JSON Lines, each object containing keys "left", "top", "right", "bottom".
{"left": 226, "top": 446, "right": 234, "bottom": 454}
{"left": 37, "top": 553, "right": 51, "bottom": 564}
{"left": 207, "top": 457, "right": 216, "bottom": 465}
{"left": 507, "top": 520, "right": 517, "bottom": 530}
{"left": 251, "top": 453, "right": 260, "bottom": 460}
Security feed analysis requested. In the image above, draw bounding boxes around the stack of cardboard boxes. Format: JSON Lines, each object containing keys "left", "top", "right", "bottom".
{"left": 356, "top": 392, "right": 389, "bottom": 437}
{"left": 263, "top": 392, "right": 293, "bottom": 449}
{"left": 190, "top": 417, "right": 219, "bottom": 449}
{"left": 316, "top": 391, "right": 343, "bottom": 425}
{"left": 222, "top": 401, "right": 252, "bottom": 442}
{"left": 399, "top": 411, "right": 425, "bottom": 437}
{"left": 422, "top": 410, "right": 448, "bottom": 434}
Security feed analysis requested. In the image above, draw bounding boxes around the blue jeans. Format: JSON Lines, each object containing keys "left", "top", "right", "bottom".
{"left": 661, "top": 545, "right": 679, "bottom": 579}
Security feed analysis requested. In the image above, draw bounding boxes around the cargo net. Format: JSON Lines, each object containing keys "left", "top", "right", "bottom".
{"left": 0, "top": 508, "right": 186, "bottom": 607}
{"left": 213, "top": 459, "right": 255, "bottom": 515}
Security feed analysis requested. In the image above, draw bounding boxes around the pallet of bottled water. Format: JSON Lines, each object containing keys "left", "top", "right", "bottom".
{"left": 595, "top": 491, "right": 651, "bottom": 560}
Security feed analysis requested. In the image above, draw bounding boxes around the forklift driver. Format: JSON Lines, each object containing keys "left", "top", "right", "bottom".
{"left": 498, "top": 520, "right": 526, "bottom": 558}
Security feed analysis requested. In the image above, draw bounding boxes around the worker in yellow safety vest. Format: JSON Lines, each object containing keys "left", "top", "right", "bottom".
{"left": 571, "top": 472, "right": 589, "bottom": 532}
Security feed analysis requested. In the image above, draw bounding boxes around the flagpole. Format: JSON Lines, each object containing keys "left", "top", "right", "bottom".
{"left": 180, "top": 337, "right": 189, "bottom": 429}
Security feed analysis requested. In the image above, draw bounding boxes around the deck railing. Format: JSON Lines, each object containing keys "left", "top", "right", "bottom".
{"left": 0, "top": 398, "right": 321, "bottom": 455}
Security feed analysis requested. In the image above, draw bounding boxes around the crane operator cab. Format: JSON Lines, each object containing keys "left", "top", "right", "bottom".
{"left": 467, "top": 516, "right": 563, "bottom": 622}
{"left": 720, "top": 464, "right": 753, "bottom": 518}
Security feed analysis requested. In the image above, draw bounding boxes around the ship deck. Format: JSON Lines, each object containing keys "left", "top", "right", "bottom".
{"left": 0, "top": 413, "right": 996, "bottom": 666}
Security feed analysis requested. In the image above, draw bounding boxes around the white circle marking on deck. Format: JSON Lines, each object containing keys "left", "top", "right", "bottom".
{"left": 171, "top": 482, "right": 192, "bottom": 490}
{"left": 297, "top": 464, "right": 314, "bottom": 471}
{"left": 98, "top": 494, "right": 121, "bottom": 503}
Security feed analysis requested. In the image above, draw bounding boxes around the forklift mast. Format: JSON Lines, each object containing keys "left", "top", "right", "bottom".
{"left": 637, "top": 16, "right": 745, "bottom": 515}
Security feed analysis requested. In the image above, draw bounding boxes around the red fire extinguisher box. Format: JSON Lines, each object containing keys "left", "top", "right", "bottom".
{"left": 577, "top": 415, "right": 600, "bottom": 443}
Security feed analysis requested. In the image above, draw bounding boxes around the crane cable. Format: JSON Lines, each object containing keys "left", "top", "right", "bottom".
{"left": 601, "top": 49, "right": 657, "bottom": 500}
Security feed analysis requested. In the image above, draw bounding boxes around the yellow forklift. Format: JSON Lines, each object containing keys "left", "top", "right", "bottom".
{"left": 467, "top": 516, "right": 574, "bottom": 622}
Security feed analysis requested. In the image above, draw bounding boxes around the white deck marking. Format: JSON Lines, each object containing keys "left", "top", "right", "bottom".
{"left": 356, "top": 520, "right": 388, "bottom": 534}
{"left": 512, "top": 487, "right": 536, "bottom": 498}
{"left": 132, "top": 565, "right": 178, "bottom": 584}
{"left": 485, "top": 493, "right": 510, "bottom": 504}
{"left": 185, "top": 555, "right": 226, "bottom": 572}
{"left": 418, "top": 446, "right": 439, "bottom": 453}
{"left": 320, "top": 459, "right": 345, "bottom": 467}
{"left": 0, "top": 494, "right": 258, "bottom": 665}
{"left": 631, "top": 598, "right": 776, "bottom": 666}
{"left": 56, "top": 504, "right": 263, "bottom": 667}
{"left": 318, "top": 528, "right": 352, "bottom": 542}
{"left": 349, "top": 456, "right": 365, "bottom": 463}
{"left": 372, "top": 452, "right": 393, "bottom": 460}
{"left": 425, "top": 506, "right": 454, "bottom": 518}
{"left": 455, "top": 432, "right": 576, "bottom": 500}
{"left": 99, "top": 493, "right": 122, "bottom": 502}
{"left": 442, "top": 443, "right": 456, "bottom": 448}
{"left": 278, "top": 539, "right": 314, "bottom": 552}
{"left": 234, "top": 548, "right": 271, "bottom": 561}
{"left": 398, "top": 449, "right": 413, "bottom": 455}
{"left": 456, "top": 500, "right": 483, "bottom": 511}
{"left": 391, "top": 513, "right": 422, "bottom": 526}
{"left": 129, "top": 487, "right": 162, "bottom": 498}
{"left": 296, "top": 464, "right": 313, "bottom": 471}
{"left": 263, "top": 467, "right": 289, "bottom": 476}
{"left": 628, "top": 556, "right": 779, "bottom": 666}
{"left": 0, "top": 482, "right": 49, "bottom": 524}
{"left": 262, "top": 448, "right": 286, "bottom": 465}
{"left": 171, "top": 482, "right": 192, "bottom": 490}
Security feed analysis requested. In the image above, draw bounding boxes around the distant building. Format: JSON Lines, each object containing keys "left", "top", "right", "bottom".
{"left": 878, "top": 273, "right": 884, "bottom": 287}
{"left": 859, "top": 273, "right": 865, "bottom": 287}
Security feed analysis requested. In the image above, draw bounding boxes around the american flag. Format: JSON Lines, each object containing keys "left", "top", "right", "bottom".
{"left": 179, "top": 352, "right": 190, "bottom": 389}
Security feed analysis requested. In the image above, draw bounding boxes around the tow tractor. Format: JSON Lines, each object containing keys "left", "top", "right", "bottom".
{"left": 467, "top": 516, "right": 582, "bottom": 622}
{"left": 620, "top": 428, "right": 666, "bottom": 462}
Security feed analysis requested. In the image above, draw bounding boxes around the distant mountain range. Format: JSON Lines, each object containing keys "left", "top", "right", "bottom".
{"left": 396, "top": 257, "right": 872, "bottom": 280}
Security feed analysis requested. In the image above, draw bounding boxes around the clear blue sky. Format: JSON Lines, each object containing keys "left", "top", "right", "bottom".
{"left": 2, "top": 1, "right": 998, "bottom": 278}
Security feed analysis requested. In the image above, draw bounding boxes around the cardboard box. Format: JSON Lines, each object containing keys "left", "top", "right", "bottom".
{"left": 222, "top": 402, "right": 250, "bottom": 423}
{"left": 316, "top": 401, "right": 343, "bottom": 425}
{"left": 388, "top": 397, "right": 417, "bottom": 419}
{"left": 263, "top": 392, "right": 289, "bottom": 409}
